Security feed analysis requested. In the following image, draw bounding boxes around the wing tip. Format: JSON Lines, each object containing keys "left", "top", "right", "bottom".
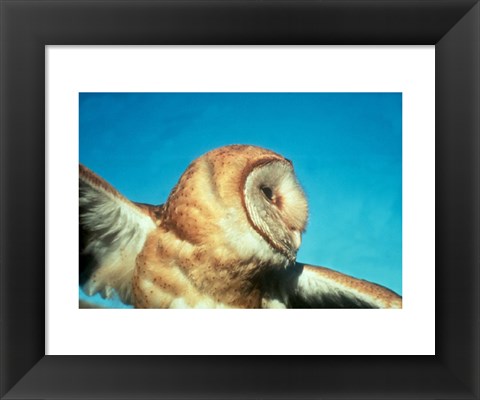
{"left": 300, "top": 263, "right": 403, "bottom": 309}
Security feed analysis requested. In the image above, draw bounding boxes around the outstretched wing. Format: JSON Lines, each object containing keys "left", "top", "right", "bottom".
{"left": 265, "top": 263, "right": 402, "bottom": 308}
{"left": 79, "top": 164, "right": 158, "bottom": 304}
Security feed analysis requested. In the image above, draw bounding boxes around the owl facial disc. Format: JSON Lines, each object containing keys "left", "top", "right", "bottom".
{"left": 242, "top": 159, "right": 308, "bottom": 262}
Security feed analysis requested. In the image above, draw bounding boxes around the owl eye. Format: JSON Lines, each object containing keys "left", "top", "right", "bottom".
{"left": 261, "top": 186, "right": 274, "bottom": 201}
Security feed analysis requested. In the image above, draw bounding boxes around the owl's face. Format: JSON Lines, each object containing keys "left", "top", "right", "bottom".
{"left": 163, "top": 145, "right": 308, "bottom": 267}
{"left": 242, "top": 157, "right": 308, "bottom": 262}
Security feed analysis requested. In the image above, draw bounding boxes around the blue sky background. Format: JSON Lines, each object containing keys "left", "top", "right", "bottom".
{"left": 79, "top": 92, "right": 402, "bottom": 307}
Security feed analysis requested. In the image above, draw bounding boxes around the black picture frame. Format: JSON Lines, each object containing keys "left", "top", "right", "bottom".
{"left": 1, "top": 1, "right": 479, "bottom": 399}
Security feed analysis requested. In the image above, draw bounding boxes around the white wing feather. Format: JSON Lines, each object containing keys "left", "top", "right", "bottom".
{"left": 79, "top": 165, "right": 156, "bottom": 304}
{"left": 265, "top": 263, "right": 402, "bottom": 308}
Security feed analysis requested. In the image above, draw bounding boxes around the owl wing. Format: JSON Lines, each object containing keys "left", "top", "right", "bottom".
{"left": 79, "top": 164, "right": 158, "bottom": 304}
{"left": 269, "top": 263, "right": 402, "bottom": 308}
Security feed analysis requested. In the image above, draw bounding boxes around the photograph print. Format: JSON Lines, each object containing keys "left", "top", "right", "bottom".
{"left": 79, "top": 92, "right": 402, "bottom": 309}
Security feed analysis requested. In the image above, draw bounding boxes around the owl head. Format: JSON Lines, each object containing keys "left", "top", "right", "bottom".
{"left": 162, "top": 145, "right": 308, "bottom": 267}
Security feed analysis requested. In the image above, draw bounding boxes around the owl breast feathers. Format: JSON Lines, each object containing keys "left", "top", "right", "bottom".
{"left": 80, "top": 144, "right": 402, "bottom": 309}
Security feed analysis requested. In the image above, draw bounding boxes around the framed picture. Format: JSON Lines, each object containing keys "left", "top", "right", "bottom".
{"left": 1, "top": 1, "right": 479, "bottom": 399}
{"left": 48, "top": 47, "right": 428, "bottom": 356}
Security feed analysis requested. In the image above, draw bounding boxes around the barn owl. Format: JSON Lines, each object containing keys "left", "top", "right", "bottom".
{"left": 80, "top": 144, "right": 402, "bottom": 309}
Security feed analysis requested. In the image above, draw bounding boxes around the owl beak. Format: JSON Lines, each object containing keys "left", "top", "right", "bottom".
{"left": 292, "top": 230, "right": 302, "bottom": 251}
